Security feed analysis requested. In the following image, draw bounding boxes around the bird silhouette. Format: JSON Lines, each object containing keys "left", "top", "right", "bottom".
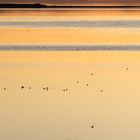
{"left": 21, "top": 86, "right": 24, "bottom": 89}
{"left": 43, "top": 87, "right": 48, "bottom": 91}
{"left": 76, "top": 81, "right": 79, "bottom": 84}
{"left": 90, "top": 125, "right": 94, "bottom": 129}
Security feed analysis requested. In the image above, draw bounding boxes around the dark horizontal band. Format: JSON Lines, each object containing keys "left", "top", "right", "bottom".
{"left": 0, "top": 44, "right": 140, "bottom": 51}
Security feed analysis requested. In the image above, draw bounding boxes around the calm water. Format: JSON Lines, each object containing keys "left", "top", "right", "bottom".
{"left": 0, "top": 9, "right": 140, "bottom": 140}
{"left": 1, "top": 51, "right": 140, "bottom": 140}
{"left": 0, "top": 9, "right": 140, "bottom": 47}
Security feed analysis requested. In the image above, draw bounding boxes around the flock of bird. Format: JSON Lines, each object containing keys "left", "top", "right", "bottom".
{"left": 1, "top": 72, "right": 97, "bottom": 129}
{"left": 1, "top": 72, "right": 103, "bottom": 93}
{"left": 1, "top": 67, "right": 129, "bottom": 129}
{"left": 2, "top": 67, "right": 129, "bottom": 93}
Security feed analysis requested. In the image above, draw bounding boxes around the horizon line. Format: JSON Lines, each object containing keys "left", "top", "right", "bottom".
{"left": 1, "top": 3, "right": 140, "bottom": 8}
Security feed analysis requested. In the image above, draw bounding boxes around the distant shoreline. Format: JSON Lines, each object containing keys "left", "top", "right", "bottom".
{"left": 0, "top": 3, "right": 140, "bottom": 8}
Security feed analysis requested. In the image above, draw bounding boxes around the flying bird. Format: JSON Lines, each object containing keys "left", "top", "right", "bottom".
{"left": 21, "top": 86, "right": 24, "bottom": 89}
